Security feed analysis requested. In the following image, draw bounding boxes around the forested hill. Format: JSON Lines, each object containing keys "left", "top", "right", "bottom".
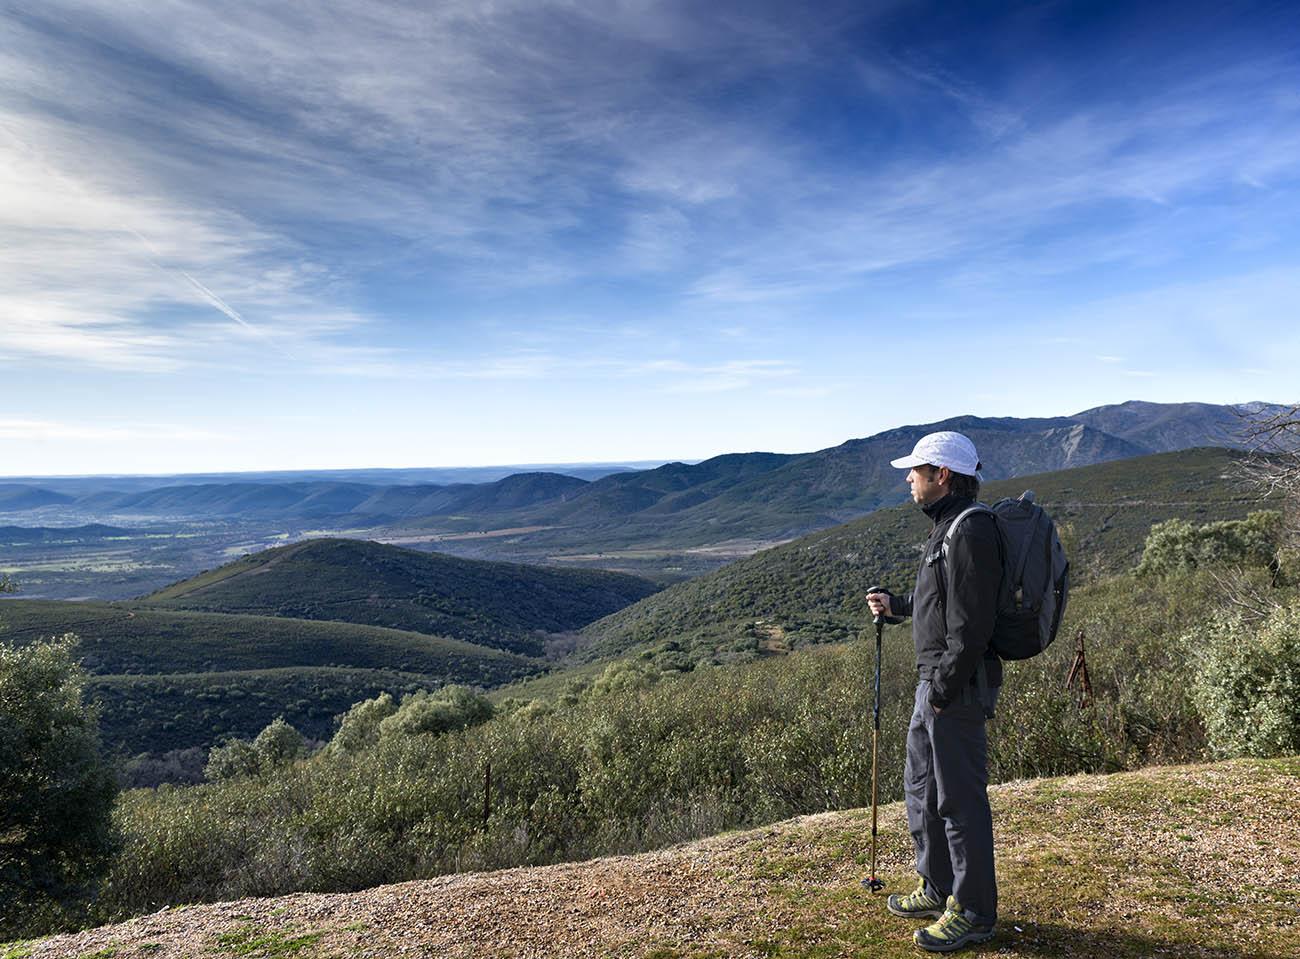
{"left": 144, "top": 537, "right": 661, "bottom": 655}
{"left": 573, "top": 447, "right": 1262, "bottom": 665}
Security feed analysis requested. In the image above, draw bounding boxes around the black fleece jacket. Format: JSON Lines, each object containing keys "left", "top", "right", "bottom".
{"left": 891, "top": 492, "right": 1003, "bottom": 710}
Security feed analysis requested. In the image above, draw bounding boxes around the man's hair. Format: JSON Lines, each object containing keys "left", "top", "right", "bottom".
{"left": 920, "top": 464, "right": 981, "bottom": 501}
{"left": 949, "top": 471, "right": 980, "bottom": 501}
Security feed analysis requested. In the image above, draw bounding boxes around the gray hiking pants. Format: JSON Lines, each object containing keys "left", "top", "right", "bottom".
{"left": 904, "top": 679, "right": 997, "bottom": 923}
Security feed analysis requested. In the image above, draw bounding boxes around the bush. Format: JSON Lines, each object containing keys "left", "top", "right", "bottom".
{"left": 1191, "top": 603, "right": 1300, "bottom": 758}
{"left": 252, "top": 717, "right": 306, "bottom": 767}
{"left": 0, "top": 634, "right": 118, "bottom": 938}
{"left": 205, "top": 738, "right": 261, "bottom": 781}
{"left": 205, "top": 717, "right": 306, "bottom": 781}
{"left": 1136, "top": 511, "right": 1282, "bottom": 580}
{"left": 377, "top": 686, "right": 493, "bottom": 739}
{"left": 329, "top": 692, "right": 398, "bottom": 754}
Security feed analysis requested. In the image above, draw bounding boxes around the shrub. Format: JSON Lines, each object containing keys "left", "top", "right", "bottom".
{"left": 252, "top": 717, "right": 306, "bottom": 767}
{"left": 205, "top": 717, "right": 306, "bottom": 781}
{"left": 0, "top": 634, "right": 118, "bottom": 938}
{"left": 1136, "top": 511, "right": 1282, "bottom": 579}
{"left": 205, "top": 738, "right": 261, "bottom": 781}
{"left": 329, "top": 692, "right": 398, "bottom": 754}
{"left": 1191, "top": 603, "right": 1300, "bottom": 758}
{"left": 376, "top": 686, "right": 494, "bottom": 740}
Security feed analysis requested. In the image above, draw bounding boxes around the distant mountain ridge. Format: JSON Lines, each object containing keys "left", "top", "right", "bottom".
{"left": 1, "top": 401, "right": 1288, "bottom": 555}
{"left": 571, "top": 446, "right": 1266, "bottom": 666}
{"left": 469, "top": 401, "right": 1282, "bottom": 549}
{"left": 0, "top": 523, "right": 130, "bottom": 544}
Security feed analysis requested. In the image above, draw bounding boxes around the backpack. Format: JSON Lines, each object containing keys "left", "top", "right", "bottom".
{"left": 942, "top": 490, "right": 1070, "bottom": 660}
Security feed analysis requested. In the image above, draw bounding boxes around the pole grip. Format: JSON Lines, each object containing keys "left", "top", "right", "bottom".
{"left": 867, "top": 584, "right": 887, "bottom": 626}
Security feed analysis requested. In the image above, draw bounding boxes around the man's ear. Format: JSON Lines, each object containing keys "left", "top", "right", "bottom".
{"left": 936, "top": 465, "right": 952, "bottom": 487}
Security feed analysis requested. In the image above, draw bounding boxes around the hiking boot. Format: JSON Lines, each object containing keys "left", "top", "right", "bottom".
{"left": 885, "top": 878, "right": 945, "bottom": 920}
{"left": 913, "top": 897, "right": 995, "bottom": 952}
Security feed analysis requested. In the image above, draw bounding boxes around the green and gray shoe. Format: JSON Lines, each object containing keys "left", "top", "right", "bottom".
{"left": 913, "top": 897, "right": 995, "bottom": 952}
{"left": 885, "top": 878, "right": 945, "bottom": 920}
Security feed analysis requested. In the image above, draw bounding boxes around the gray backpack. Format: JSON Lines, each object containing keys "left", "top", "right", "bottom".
{"left": 943, "top": 491, "right": 1070, "bottom": 660}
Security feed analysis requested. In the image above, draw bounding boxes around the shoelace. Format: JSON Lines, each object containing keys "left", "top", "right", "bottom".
{"left": 932, "top": 909, "right": 973, "bottom": 940}
{"left": 903, "top": 885, "right": 940, "bottom": 909}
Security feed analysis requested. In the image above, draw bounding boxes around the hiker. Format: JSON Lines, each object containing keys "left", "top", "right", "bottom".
{"left": 866, "top": 430, "right": 1001, "bottom": 953}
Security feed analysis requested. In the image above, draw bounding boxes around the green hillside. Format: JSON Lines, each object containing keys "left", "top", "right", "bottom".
{"left": 574, "top": 447, "right": 1262, "bottom": 665}
{"left": 0, "top": 600, "right": 538, "bottom": 678}
{"left": 0, "top": 600, "right": 543, "bottom": 755}
{"left": 144, "top": 537, "right": 661, "bottom": 655}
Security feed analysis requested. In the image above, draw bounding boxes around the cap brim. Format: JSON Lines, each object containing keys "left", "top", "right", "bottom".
{"left": 890, "top": 454, "right": 927, "bottom": 469}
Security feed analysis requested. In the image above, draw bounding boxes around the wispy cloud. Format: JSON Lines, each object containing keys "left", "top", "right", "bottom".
{"left": 686, "top": 63, "right": 1300, "bottom": 304}
{"left": 0, "top": 418, "right": 230, "bottom": 443}
{"left": 641, "top": 359, "right": 799, "bottom": 393}
{"left": 2, "top": 0, "right": 1298, "bottom": 475}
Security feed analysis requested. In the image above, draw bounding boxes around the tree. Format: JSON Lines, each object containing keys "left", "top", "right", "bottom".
{"left": 252, "top": 717, "right": 306, "bottom": 767}
{"left": 329, "top": 692, "right": 398, "bottom": 755}
{"left": 205, "top": 717, "right": 307, "bottom": 781}
{"left": 0, "top": 634, "right": 118, "bottom": 937}
{"left": 377, "top": 686, "right": 494, "bottom": 739}
{"left": 1238, "top": 403, "right": 1300, "bottom": 551}
{"left": 204, "top": 737, "right": 261, "bottom": 781}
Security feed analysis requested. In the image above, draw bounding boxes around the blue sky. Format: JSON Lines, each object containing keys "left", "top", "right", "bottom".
{"left": 3, "top": 0, "right": 1299, "bottom": 475}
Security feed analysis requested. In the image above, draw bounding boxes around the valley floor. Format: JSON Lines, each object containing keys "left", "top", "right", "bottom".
{"left": 15, "top": 757, "right": 1299, "bottom": 959}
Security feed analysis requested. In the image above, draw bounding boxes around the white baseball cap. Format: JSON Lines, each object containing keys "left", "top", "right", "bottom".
{"left": 889, "top": 431, "right": 983, "bottom": 480}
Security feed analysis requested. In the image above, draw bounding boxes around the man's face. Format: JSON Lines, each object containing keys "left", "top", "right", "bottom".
{"left": 907, "top": 465, "right": 947, "bottom": 505}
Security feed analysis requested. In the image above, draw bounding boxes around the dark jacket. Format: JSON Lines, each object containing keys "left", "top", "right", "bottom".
{"left": 891, "top": 492, "right": 1003, "bottom": 710}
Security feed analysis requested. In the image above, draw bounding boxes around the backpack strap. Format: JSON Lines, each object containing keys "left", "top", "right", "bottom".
{"left": 940, "top": 504, "right": 993, "bottom": 560}
{"left": 938, "top": 505, "right": 1000, "bottom": 719}
{"left": 936, "top": 503, "right": 993, "bottom": 600}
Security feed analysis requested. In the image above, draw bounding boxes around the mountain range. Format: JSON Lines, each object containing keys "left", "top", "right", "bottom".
{"left": 0, "top": 402, "right": 1280, "bottom": 534}
{"left": 1, "top": 400, "right": 1290, "bottom": 598}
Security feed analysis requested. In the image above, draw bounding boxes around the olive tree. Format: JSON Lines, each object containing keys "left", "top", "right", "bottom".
{"left": 1, "top": 634, "right": 118, "bottom": 937}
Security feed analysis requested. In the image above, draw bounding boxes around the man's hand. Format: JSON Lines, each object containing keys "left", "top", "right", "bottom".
{"left": 867, "top": 591, "right": 893, "bottom": 618}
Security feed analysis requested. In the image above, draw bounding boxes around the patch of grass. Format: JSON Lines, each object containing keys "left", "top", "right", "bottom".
{"left": 0, "top": 943, "right": 34, "bottom": 959}
{"left": 750, "top": 853, "right": 818, "bottom": 881}
{"left": 1250, "top": 755, "right": 1300, "bottom": 777}
{"left": 211, "top": 925, "right": 324, "bottom": 958}
{"left": 1095, "top": 778, "right": 1214, "bottom": 812}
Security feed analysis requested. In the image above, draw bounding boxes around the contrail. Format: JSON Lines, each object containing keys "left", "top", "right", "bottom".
{"left": 126, "top": 228, "right": 297, "bottom": 359}
{"left": 1, "top": 116, "right": 297, "bottom": 361}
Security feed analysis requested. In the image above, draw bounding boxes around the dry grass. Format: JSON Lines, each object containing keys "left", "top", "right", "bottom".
{"left": 15, "top": 757, "right": 1299, "bottom": 959}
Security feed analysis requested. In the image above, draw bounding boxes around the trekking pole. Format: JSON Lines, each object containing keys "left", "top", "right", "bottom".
{"left": 863, "top": 586, "right": 888, "bottom": 894}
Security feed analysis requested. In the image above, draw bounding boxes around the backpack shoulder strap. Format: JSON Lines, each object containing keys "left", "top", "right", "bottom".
{"left": 941, "top": 504, "right": 993, "bottom": 559}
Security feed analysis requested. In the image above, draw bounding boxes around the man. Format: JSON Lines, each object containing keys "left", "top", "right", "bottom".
{"left": 866, "top": 430, "right": 1001, "bottom": 953}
